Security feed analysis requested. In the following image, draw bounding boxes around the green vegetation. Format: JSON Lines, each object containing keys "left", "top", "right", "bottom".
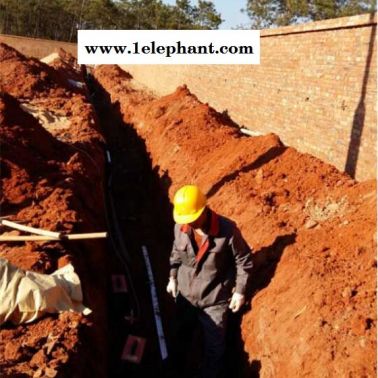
{"left": 245, "top": 0, "right": 376, "bottom": 28}
{"left": 0, "top": 0, "right": 223, "bottom": 42}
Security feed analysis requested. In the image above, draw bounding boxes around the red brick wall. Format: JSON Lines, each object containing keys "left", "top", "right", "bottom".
{"left": 0, "top": 34, "right": 77, "bottom": 59}
{"left": 121, "top": 13, "right": 377, "bottom": 181}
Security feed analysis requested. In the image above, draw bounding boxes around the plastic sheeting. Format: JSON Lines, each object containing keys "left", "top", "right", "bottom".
{"left": 0, "top": 259, "right": 91, "bottom": 325}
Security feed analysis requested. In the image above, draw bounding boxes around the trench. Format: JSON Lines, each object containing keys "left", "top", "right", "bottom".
{"left": 88, "top": 74, "right": 254, "bottom": 378}
{"left": 88, "top": 75, "right": 176, "bottom": 377}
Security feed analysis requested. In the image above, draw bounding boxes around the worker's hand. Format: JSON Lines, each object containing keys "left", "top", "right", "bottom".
{"left": 166, "top": 277, "right": 178, "bottom": 298}
{"left": 229, "top": 292, "right": 245, "bottom": 313}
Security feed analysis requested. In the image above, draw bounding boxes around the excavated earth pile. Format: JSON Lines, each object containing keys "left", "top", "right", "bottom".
{"left": 93, "top": 65, "right": 377, "bottom": 377}
{"left": 0, "top": 44, "right": 107, "bottom": 377}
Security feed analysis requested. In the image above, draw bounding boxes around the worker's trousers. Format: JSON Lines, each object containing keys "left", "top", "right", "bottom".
{"left": 172, "top": 294, "right": 229, "bottom": 378}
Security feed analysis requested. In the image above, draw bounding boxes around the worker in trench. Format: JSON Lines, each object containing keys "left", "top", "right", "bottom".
{"left": 166, "top": 185, "right": 253, "bottom": 378}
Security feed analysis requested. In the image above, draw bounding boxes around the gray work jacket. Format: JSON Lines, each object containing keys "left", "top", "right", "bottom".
{"left": 169, "top": 210, "right": 253, "bottom": 308}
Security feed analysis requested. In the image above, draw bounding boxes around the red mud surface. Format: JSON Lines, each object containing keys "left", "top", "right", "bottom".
{"left": 93, "top": 65, "right": 377, "bottom": 377}
{"left": 0, "top": 44, "right": 106, "bottom": 377}
{"left": 48, "top": 48, "right": 87, "bottom": 83}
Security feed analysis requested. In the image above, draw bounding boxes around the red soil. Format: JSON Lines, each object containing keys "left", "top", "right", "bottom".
{"left": 49, "top": 48, "right": 86, "bottom": 83}
{"left": 0, "top": 43, "right": 76, "bottom": 99}
{"left": 93, "top": 65, "right": 376, "bottom": 377}
{"left": 0, "top": 44, "right": 106, "bottom": 377}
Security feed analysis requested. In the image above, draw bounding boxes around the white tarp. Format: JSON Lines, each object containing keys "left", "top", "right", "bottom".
{"left": 0, "top": 259, "right": 91, "bottom": 325}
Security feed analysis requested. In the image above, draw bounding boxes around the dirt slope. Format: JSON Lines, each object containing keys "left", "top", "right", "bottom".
{"left": 0, "top": 44, "right": 106, "bottom": 377}
{"left": 93, "top": 65, "right": 376, "bottom": 377}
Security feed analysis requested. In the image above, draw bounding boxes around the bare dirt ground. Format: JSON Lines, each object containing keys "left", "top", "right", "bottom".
{"left": 93, "top": 65, "right": 376, "bottom": 378}
{"left": 0, "top": 34, "right": 77, "bottom": 59}
{"left": 0, "top": 44, "right": 106, "bottom": 377}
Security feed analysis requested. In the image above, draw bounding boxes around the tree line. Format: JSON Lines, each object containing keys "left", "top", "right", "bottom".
{"left": 245, "top": 0, "right": 376, "bottom": 28}
{"left": 0, "top": 0, "right": 223, "bottom": 42}
{"left": 0, "top": 0, "right": 375, "bottom": 41}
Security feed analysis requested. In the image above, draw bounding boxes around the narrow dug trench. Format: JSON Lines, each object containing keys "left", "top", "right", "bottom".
{"left": 90, "top": 74, "right": 251, "bottom": 378}
{"left": 89, "top": 75, "right": 177, "bottom": 377}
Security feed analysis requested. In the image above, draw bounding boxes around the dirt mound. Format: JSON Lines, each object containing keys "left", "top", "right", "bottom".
{"left": 0, "top": 43, "right": 103, "bottom": 150}
{"left": 0, "top": 48, "right": 107, "bottom": 377}
{"left": 1, "top": 312, "right": 86, "bottom": 377}
{"left": 93, "top": 65, "right": 376, "bottom": 377}
{"left": 46, "top": 48, "right": 88, "bottom": 89}
{"left": 242, "top": 179, "right": 376, "bottom": 377}
{"left": 93, "top": 65, "right": 154, "bottom": 119}
{"left": 0, "top": 43, "right": 76, "bottom": 99}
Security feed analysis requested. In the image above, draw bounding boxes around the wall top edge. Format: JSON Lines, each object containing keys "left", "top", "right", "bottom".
{"left": 260, "top": 12, "right": 377, "bottom": 37}
{"left": 1, "top": 12, "right": 376, "bottom": 44}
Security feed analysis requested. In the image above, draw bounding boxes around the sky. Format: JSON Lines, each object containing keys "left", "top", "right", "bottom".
{"left": 162, "top": 0, "right": 251, "bottom": 29}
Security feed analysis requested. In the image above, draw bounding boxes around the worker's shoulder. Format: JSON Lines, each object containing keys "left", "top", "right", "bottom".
{"left": 216, "top": 214, "right": 237, "bottom": 237}
{"left": 174, "top": 223, "right": 187, "bottom": 236}
{"left": 174, "top": 223, "right": 182, "bottom": 232}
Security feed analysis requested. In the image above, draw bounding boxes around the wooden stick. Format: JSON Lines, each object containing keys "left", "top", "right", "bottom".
{"left": 63, "top": 232, "right": 107, "bottom": 240}
{"left": 0, "top": 232, "right": 107, "bottom": 242}
{"left": 0, "top": 219, "right": 61, "bottom": 238}
{"left": 0, "top": 235, "right": 58, "bottom": 241}
{"left": 240, "top": 127, "right": 262, "bottom": 137}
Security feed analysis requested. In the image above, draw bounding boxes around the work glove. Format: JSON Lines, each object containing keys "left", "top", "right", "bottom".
{"left": 166, "top": 277, "right": 178, "bottom": 298}
{"left": 229, "top": 292, "right": 245, "bottom": 313}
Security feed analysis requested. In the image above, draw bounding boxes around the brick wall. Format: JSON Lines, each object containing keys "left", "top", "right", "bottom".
{"left": 0, "top": 34, "right": 77, "bottom": 59}
{"left": 121, "top": 13, "right": 377, "bottom": 181}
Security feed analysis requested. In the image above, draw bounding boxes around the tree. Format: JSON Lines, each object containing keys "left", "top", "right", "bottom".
{"left": 173, "top": 0, "right": 194, "bottom": 29}
{"left": 245, "top": 0, "right": 376, "bottom": 28}
{"left": 173, "top": 0, "right": 222, "bottom": 29}
{"left": 195, "top": 1, "right": 223, "bottom": 29}
{"left": 0, "top": 0, "right": 223, "bottom": 42}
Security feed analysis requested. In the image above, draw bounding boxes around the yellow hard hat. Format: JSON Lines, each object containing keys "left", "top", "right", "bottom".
{"left": 173, "top": 185, "right": 207, "bottom": 225}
